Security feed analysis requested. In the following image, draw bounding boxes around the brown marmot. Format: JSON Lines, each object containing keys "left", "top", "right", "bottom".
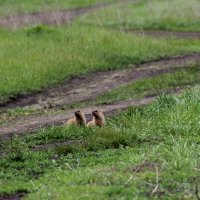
{"left": 66, "top": 110, "right": 86, "bottom": 126}
{"left": 87, "top": 110, "right": 105, "bottom": 127}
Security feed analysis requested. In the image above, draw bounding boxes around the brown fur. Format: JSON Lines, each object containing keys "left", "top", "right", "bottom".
{"left": 66, "top": 110, "right": 86, "bottom": 126}
{"left": 87, "top": 110, "right": 105, "bottom": 127}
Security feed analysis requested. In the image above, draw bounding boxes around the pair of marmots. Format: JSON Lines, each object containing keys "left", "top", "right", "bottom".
{"left": 66, "top": 110, "right": 105, "bottom": 127}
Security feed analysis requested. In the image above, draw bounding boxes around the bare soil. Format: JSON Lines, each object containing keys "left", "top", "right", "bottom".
{"left": 130, "top": 162, "right": 160, "bottom": 173}
{"left": 1, "top": 53, "right": 199, "bottom": 112}
{"left": 124, "top": 30, "right": 200, "bottom": 39}
{"left": 0, "top": 192, "right": 26, "bottom": 200}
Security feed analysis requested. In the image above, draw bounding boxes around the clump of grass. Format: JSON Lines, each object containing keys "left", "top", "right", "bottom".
{"left": 25, "top": 25, "right": 55, "bottom": 36}
{"left": 87, "top": 127, "right": 137, "bottom": 150}
{"left": 5, "top": 138, "right": 29, "bottom": 162}
{"left": 55, "top": 144, "right": 84, "bottom": 156}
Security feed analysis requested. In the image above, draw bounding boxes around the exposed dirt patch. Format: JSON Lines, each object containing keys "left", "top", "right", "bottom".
{"left": 32, "top": 139, "right": 84, "bottom": 152}
{"left": 124, "top": 29, "right": 200, "bottom": 39}
{"left": 1, "top": 53, "right": 199, "bottom": 113}
{"left": 0, "top": 192, "right": 27, "bottom": 200}
{"left": 130, "top": 162, "right": 160, "bottom": 173}
{"left": 0, "top": 0, "right": 134, "bottom": 29}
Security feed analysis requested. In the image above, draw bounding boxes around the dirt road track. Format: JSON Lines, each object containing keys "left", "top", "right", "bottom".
{"left": 124, "top": 30, "right": 200, "bottom": 40}
{"left": 1, "top": 53, "right": 199, "bottom": 113}
{"left": 0, "top": 5, "right": 103, "bottom": 29}
{"left": 0, "top": 192, "right": 26, "bottom": 200}
{"left": 0, "top": 97, "right": 155, "bottom": 137}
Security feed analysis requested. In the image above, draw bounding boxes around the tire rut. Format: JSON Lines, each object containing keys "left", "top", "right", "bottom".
{"left": 0, "top": 192, "right": 27, "bottom": 200}
{"left": 1, "top": 53, "right": 199, "bottom": 113}
{"left": 124, "top": 29, "right": 200, "bottom": 40}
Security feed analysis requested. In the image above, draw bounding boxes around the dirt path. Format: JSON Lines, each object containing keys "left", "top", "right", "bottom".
{"left": 1, "top": 53, "right": 199, "bottom": 113}
{"left": 0, "top": 5, "right": 104, "bottom": 29}
{"left": 0, "top": 96, "right": 156, "bottom": 138}
{"left": 0, "top": 0, "right": 135, "bottom": 29}
{"left": 124, "top": 30, "right": 200, "bottom": 40}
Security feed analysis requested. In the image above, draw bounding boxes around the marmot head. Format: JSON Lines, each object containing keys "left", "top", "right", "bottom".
{"left": 92, "top": 110, "right": 104, "bottom": 119}
{"left": 75, "top": 110, "right": 85, "bottom": 118}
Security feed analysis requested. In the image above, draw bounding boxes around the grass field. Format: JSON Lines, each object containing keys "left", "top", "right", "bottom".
{"left": 80, "top": 0, "right": 200, "bottom": 31}
{"left": 1, "top": 0, "right": 200, "bottom": 199}
{"left": 0, "top": 0, "right": 118, "bottom": 16}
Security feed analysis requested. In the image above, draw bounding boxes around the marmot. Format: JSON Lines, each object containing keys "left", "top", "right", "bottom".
{"left": 66, "top": 110, "right": 86, "bottom": 126}
{"left": 87, "top": 110, "right": 105, "bottom": 127}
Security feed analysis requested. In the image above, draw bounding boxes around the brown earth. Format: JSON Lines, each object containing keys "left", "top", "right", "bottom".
{"left": 0, "top": 192, "right": 26, "bottom": 200}
{"left": 1, "top": 53, "right": 199, "bottom": 113}
{"left": 124, "top": 30, "right": 200, "bottom": 40}
{"left": 130, "top": 162, "right": 160, "bottom": 173}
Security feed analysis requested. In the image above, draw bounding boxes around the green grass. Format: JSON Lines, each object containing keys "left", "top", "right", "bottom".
{"left": 1, "top": 0, "right": 200, "bottom": 198}
{"left": 80, "top": 0, "right": 200, "bottom": 31}
{"left": 1, "top": 86, "right": 200, "bottom": 199}
{"left": 27, "top": 142, "right": 200, "bottom": 200}
{"left": 1, "top": 25, "right": 200, "bottom": 104}
{"left": 0, "top": 0, "right": 118, "bottom": 17}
